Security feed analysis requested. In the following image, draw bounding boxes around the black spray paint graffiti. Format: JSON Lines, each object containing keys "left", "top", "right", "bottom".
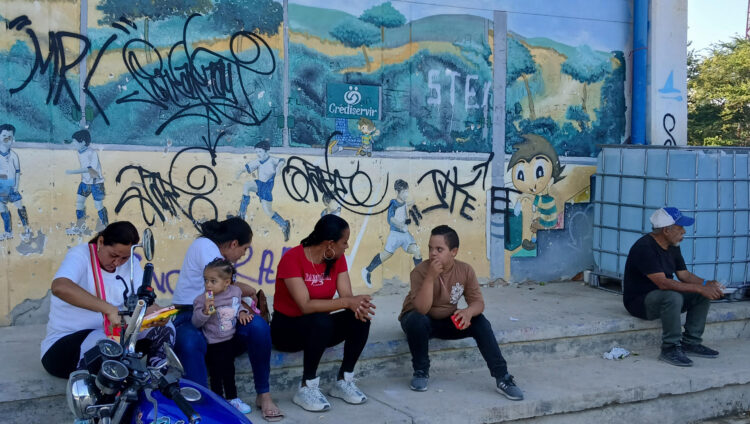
{"left": 416, "top": 152, "right": 493, "bottom": 221}
{"left": 282, "top": 133, "right": 494, "bottom": 221}
{"left": 7, "top": 15, "right": 102, "bottom": 115}
{"left": 282, "top": 132, "right": 390, "bottom": 215}
{"left": 6, "top": 14, "right": 275, "bottom": 149}
{"left": 489, "top": 185, "right": 521, "bottom": 215}
{"left": 407, "top": 205, "right": 423, "bottom": 227}
{"left": 663, "top": 113, "right": 676, "bottom": 145}
{"left": 117, "top": 13, "right": 275, "bottom": 136}
{"left": 114, "top": 143, "right": 221, "bottom": 230}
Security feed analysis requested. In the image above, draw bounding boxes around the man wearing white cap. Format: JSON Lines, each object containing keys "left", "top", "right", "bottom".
{"left": 623, "top": 207, "right": 723, "bottom": 367}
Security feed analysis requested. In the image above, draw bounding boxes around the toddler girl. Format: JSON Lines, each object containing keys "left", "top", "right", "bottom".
{"left": 192, "top": 258, "right": 253, "bottom": 413}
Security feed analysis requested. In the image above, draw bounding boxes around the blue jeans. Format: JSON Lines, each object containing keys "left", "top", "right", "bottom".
{"left": 173, "top": 309, "right": 272, "bottom": 394}
{"left": 400, "top": 310, "right": 508, "bottom": 378}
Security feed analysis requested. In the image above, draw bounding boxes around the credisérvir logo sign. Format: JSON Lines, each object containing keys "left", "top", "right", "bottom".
{"left": 326, "top": 83, "right": 381, "bottom": 120}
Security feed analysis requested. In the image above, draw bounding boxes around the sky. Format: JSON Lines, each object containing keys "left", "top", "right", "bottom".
{"left": 689, "top": 0, "right": 747, "bottom": 54}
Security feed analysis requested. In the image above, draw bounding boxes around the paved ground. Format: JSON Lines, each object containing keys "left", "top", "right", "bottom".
{"left": 2, "top": 280, "right": 749, "bottom": 423}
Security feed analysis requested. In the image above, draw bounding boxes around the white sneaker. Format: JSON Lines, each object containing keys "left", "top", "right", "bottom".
{"left": 229, "top": 397, "right": 252, "bottom": 414}
{"left": 329, "top": 372, "right": 367, "bottom": 404}
{"left": 293, "top": 377, "right": 331, "bottom": 412}
{"left": 0, "top": 231, "right": 13, "bottom": 240}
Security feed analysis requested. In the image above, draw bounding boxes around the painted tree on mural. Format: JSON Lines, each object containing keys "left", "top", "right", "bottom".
{"left": 360, "top": 2, "right": 406, "bottom": 43}
{"left": 561, "top": 45, "right": 610, "bottom": 116}
{"left": 212, "top": 0, "right": 283, "bottom": 36}
{"left": 330, "top": 17, "right": 381, "bottom": 71}
{"left": 565, "top": 105, "right": 589, "bottom": 131}
{"left": 507, "top": 38, "right": 538, "bottom": 120}
{"left": 98, "top": 0, "right": 212, "bottom": 60}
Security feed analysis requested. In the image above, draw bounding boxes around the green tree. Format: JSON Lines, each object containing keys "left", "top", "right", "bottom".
{"left": 566, "top": 105, "right": 589, "bottom": 130}
{"left": 360, "top": 2, "right": 406, "bottom": 42}
{"left": 561, "top": 45, "right": 610, "bottom": 114}
{"left": 330, "top": 18, "right": 380, "bottom": 71}
{"left": 212, "top": 0, "right": 283, "bottom": 36}
{"left": 688, "top": 38, "right": 750, "bottom": 146}
{"left": 507, "top": 38, "right": 538, "bottom": 120}
{"left": 98, "top": 0, "right": 211, "bottom": 60}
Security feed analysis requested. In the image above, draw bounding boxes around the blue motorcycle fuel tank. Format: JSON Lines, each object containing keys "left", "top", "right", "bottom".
{"left": 129, "top": 379, "right": 253, "bottom": 424}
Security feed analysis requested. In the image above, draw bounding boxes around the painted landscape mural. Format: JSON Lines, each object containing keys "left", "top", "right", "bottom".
{"left": 0, "top": 0, "right": 630, "bottom": 324}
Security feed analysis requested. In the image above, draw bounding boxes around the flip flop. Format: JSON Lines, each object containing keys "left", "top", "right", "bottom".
{"left": 256, "top": 402, "right": 284, "bottom": 422}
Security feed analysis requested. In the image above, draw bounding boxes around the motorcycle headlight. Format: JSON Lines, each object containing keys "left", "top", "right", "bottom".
{"left": 67, "top": 370, "right": 98, "bottom": 420}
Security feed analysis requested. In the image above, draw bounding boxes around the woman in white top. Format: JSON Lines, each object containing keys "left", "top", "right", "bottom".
{"left": 172, "top": 217, "right": 282, "bottom": 421}
{"left": 41, "top": 221, "right": 174, "bottom": 378}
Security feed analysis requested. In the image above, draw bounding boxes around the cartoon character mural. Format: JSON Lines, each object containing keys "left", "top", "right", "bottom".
{"left": 65, "top": 129, "right": 108, "bottom": 235}
{"left": 235, "top": 139, "right": 291, "bottom": 241}
{"left": 0, "top": 124, "right": 31, "bottom": 241}
{"left": 326, "top": 116, "right": 380, "bottom": 156}
{"left": 506, "top": 134, "right": 595, "bottom": 259}
{"left": 362, "top": 179, "right": 422, "bottom": 287}
{"left": 355, "top": 117, "right": 379, "bottom": 157}
{"left": 508, "top": 134, "right": 565, "bottom": 254}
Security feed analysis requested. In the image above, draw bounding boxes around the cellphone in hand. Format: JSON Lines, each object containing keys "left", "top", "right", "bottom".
{"left": 451, "top": 314, "right": 463, "bottom": 330}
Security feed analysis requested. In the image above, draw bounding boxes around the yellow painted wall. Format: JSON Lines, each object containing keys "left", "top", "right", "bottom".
{"left": 0, "top": 146, "right": 489, "bottom": 324}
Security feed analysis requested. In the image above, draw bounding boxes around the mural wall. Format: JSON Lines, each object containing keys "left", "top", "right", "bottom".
{"left": 0, "top": 0, "right": 631, "bottom": 324}
{"left": 497, "top": 8, "right": 630, "bottom": 281}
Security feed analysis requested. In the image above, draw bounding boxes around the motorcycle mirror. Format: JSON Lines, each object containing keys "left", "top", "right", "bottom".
{"left": 142, "top": 228, "right": 155, "bottom": 262}
{"left": 163, "top": 343, "right": 184, "bottom": 375}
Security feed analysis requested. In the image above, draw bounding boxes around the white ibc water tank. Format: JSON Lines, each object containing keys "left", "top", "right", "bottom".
{"left": 593, "top": 145, "right": 750, "bottom": 286}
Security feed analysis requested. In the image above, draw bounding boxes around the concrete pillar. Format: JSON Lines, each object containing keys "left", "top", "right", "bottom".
{"left": 647, "top": 0, "right": 688, "bottom": 146}
{"left": 489, "top": 11, "right": 507, "bottom": 280}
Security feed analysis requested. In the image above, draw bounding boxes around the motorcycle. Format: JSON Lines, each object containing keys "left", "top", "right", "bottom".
{"left": 66, "top": 228, "right": 253, "bottom": 424}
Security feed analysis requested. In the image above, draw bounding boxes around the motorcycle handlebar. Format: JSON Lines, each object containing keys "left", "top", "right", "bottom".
{"left": 167, "top": 384, "right": 201, "bottom": 424}
{"left": 137, "top": 263, "right": 156, "bottom": 307}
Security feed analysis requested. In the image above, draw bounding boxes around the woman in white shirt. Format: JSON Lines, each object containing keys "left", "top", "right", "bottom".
{"left": 172, "top": 217, "right": 282, "bottom": 421}
{"left": 41, "top": 221, "right": 173, "bottom": 378}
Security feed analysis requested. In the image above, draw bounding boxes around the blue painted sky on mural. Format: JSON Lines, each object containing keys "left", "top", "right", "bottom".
{"left": 510, "top": 14, "right": 629, "bottom": 53}
{"left": 291, "top": 0, "right": 630, "bottom": 52}
{"left": 290, "top": 0, "right": 630, "bottom": 22}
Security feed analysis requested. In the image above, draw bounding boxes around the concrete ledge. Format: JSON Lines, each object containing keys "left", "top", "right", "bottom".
{"left": 3, "top": 282, "right": 749, "bottom": 407}
{"left": 4, "top": 338, "right": 749, "bottom": 424}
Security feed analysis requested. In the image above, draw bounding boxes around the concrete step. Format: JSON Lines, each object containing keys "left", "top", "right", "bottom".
{"left": 2, "top": 282, "right": 749, "bottom": 423}
{"left": 6, "top": 338, "right": 749, "bottom": 424}
{"left": 236, "top": 282, "right": 750, "bottom": 392}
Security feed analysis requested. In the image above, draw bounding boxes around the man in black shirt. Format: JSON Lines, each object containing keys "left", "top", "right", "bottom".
{"left": 623, "top": 207, "right": 723, "bottom": 367}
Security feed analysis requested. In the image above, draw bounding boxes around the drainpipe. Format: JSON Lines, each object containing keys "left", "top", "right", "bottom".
{"left": 631, "top": 0, "right": 648, "bottom": 144}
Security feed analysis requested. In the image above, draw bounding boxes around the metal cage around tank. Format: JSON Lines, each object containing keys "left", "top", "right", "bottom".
{"left": 591, "top": 145, "right": 750, "bottom": 293}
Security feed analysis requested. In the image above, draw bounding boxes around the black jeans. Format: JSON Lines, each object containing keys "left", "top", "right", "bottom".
{"left": 206, "top": 339, "right": 239, "bottom": 399}
{"left": 399, "top": 310, "right": 508, "bottom": 378}
{"left": 41, "top": 329, "right": 94, "bottom": 378}
{"left": 271, "top": 309, "right": 371, "bottom": 381}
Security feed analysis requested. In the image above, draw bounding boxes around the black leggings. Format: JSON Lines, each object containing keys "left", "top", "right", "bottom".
{"left": 41, "top": 329, "right": 94, "bottom": 378}
{"left": 271, "top": 309, "right": 370, "bottom": 381}
{"left": 206, "top": 339, "right": 238, "bottom": 399}
{"left": 41, "top": 327, "right": 175, "bottom": 379}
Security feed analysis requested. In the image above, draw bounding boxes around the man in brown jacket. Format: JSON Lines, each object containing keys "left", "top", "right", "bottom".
{"left": 399, "top": 225, "right": 523, "bottom": 400}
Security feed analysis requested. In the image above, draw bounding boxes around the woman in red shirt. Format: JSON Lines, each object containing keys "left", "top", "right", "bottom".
{"left": 271, "top": 214, "right": 375, "bottom": 412}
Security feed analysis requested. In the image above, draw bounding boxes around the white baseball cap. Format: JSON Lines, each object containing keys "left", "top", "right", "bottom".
{"left": 650, "top": 207, "right": 695, "bottom": 229}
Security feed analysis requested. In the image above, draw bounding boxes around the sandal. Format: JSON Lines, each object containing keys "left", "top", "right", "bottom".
{"left": 256, "top": 401, "right": 284, "bottom": 422}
